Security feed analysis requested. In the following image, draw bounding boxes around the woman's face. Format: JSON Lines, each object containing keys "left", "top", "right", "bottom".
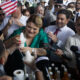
{"left": 25, "top": 22, "right": 40, "bottom": 38}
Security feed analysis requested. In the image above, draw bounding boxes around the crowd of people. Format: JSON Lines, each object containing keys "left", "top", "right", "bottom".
{"left": 0, "top": 0, "right": 80, "bottom": 80}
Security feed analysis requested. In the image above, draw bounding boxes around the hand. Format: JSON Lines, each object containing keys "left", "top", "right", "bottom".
{"left": 55, "top": 49, "right": 63, "bottom": 56}
{"left": 47, "top": 32, "right": 58, "bottom": 43}
{"left": 0, "top": 34, "right": 4, "bottom": 41}
{"left": 11, "top": 35, "right": 20, "bottom": 45}
{"left": 0, "top": 75, "right": 12, "bottom": 80}
{"left": 13, "top": 19, "right": 24, "bottom": 26}
{"left": 8, "top": 17, "right": 14, "bottom": 26}
{"left": 20, "top": 47, "right": 32, "bottom": 53}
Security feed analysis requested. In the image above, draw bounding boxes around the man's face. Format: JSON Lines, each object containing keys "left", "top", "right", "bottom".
{"left": 25, "top": 22, "right": 40, "bottom": 38}
{"left": 24, "top": 11, "right": 30, "bottom": 18}
{"left": 37, "top": 6, "right": 44, "bottom": 16}
{"left": 56, "top": 14, "right": 69, "bottom": 28}
{"left": 41, "top": 2, "right": 45, "bottom": 7}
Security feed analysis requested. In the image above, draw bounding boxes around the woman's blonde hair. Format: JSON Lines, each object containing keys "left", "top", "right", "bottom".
{"left": 27, "top": 14, "right": 43, "bottom": 28}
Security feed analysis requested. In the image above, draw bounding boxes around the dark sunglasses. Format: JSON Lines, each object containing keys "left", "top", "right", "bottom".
{"left": 55, "top": 5, "right": 63, "bottom": 8}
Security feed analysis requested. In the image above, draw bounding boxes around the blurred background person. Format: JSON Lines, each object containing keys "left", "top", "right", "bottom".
{"left": 22, "top": 9, "right": 30, "bottom": 18}
{"left": 0, "top": 1, "right": 28, "bottom": 39}
{"left": 0, "top": 40, "right": 12, "bottom": 80}
{"left": 40, "top": 0, "right": 46, "bottom": 8}
{"left": 67, "top": 2, "right": 76, "bottom": 13}
{"left": 55, "top": 17, "right": 80, "bottom": 80}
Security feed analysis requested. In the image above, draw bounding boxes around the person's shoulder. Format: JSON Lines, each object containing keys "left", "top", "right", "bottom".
{"left": 65, "top": 25, "right": 75, "bottom": 33}
{"left": 45, "top": 25, "right": 56, "bottom": 31}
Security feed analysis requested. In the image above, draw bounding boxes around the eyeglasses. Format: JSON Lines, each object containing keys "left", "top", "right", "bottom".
{"left": 0, "top": 13, "right": 5, "bottom": 16}
{"left": 55, "top": 5, "right": 63, "bottom": 8}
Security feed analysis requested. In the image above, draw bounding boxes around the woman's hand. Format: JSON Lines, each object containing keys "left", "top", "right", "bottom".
{"left": 11, "top": 35, "right": 20, "bottom": 45}
{"left": 47, "top": 32, "right": 58, "bottom": 43}
{"left": 20, "top": 47, "right": 32, "bottom": 53}
{"left": 13, "top": 19, "right": 24, "bottom": 27}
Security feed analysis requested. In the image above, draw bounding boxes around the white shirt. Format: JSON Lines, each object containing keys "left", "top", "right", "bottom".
{"left": 0, "top": 15, "right": 28, "bottom": 38}
{"left": 64, "top": 34, "right": 80, "bottom": 68}
{"left": 45, "top": 25, "right": 75, "bottom": 48}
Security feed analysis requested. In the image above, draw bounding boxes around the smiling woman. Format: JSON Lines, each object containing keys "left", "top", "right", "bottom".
{"left": 4, "top": 14, "right": 49, "bottom": 76}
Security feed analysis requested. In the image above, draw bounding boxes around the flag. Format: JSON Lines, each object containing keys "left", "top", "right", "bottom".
{"left": 0, "top": 0, "right": 17, "bottom": 16}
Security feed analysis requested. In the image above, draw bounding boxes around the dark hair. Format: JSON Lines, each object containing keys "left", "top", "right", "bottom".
{"left": 25, "top": 1, "right": 29, "bottom": 8}
{"left": 22, "top": 9, "right": 30, "bottom": 15}
{"left": 0, "top": 40, "right": 5, "bottom": 59}
{"left": 57, "top": 9, "right": 70, "bottom": 19}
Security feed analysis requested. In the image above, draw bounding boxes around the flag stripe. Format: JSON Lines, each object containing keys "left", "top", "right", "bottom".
{"left": 6, "top": 8, "right": 16, "bottom": 15}
{"left": 0, "top": 1, "right": 11, "bottom": 7}
{"left": 0, "top": 0, "right": 17, "bottom": 16}
{"left": 2, "top": 2, "right": 17, "bottom": 11}
{"left": 4, "top": 5, "right": 17, "bottom": 13}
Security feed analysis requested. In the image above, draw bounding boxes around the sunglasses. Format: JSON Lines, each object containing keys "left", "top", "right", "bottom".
{"left": 55, "top": 5, "right": 63, "bottom": 8}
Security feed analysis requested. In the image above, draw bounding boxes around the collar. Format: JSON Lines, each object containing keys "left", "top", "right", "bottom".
{"left": 57, "top": 25, "right": 67, "bottom": 31}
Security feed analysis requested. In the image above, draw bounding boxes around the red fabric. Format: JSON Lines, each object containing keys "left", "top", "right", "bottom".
{"left": 54, "top": 28, "right": 60, "bottom": 35}
{"left": 0, "top": 0, "right": 17, "bottom": 16}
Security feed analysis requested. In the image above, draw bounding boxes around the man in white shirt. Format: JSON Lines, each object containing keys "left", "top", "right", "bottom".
{"left": 0, "top": 1, "right": 28, "bottom": 39}
{"left": 54, "top": 16, "right": 80, "bottom": 80}
{"left": 45, "top": 9, "right": 75, "bottom": 48}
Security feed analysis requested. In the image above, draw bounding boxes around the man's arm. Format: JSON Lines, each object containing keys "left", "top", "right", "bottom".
{"left": 35, "top": 70, "right": 44, "bottom": 80}
{"left": 0, "top": 75, "right": 12, "bottom": 80}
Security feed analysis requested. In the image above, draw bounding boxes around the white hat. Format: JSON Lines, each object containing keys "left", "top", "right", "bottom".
{"left": 40, "top": 0, "right": 46, "bottom": 3}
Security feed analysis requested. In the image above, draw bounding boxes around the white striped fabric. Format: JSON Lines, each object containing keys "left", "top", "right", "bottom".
{"left": 0, "top": 0, "right": 17, "bottom": 16}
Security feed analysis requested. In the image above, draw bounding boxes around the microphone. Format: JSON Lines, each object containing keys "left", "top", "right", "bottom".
{"left": 70, "top": 46, "right": 80, "bottom": 54}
